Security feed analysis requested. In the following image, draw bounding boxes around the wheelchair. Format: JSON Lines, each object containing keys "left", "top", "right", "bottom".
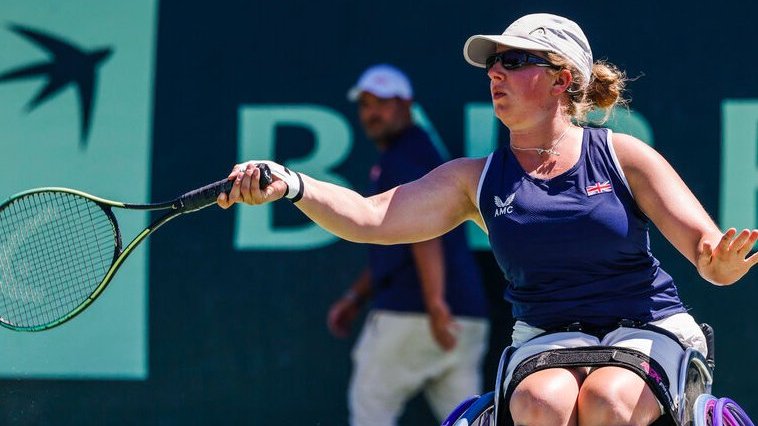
{"left": 442, "top": 323, "right": 754, "bottom": 426}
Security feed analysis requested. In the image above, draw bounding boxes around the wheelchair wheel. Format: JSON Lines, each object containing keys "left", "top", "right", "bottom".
{"left": 442, "top": 391, "right": 496, "bottom": 426}
{"left": 441, "top": 395, "right": 480, "bottom": 426}
{"left": 692, "top": 394, "right": 755, "bottom": 426}
{"left": 713, "top": 397, "right": 755, "bottom": 426}
{"left": 693, "top": 394, "right": 717, "bottom": 426}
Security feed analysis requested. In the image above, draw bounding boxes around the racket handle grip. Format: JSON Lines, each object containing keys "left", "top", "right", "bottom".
{"left": 178, "top": 164, "right": 273, "bottom": 212}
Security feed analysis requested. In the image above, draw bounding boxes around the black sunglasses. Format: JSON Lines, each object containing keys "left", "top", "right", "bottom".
{"left": 485, "top": 50, "right": 558, "bottom": 71}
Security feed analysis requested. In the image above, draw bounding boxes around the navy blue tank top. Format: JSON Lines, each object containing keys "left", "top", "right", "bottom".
{"left": 478, "top": 127, "right": 685, "bottom": 328}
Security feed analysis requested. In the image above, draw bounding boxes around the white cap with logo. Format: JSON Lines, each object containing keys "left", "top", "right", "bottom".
{"left": 347, "top": 64, "right": 414, "bottom": 101}
{"left": 463, "top": 13, "right": 593, "bottom": 87}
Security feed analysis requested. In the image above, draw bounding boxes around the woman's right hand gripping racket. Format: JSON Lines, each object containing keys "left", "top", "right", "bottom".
{"left": 0, "top": 164, "right": 273, "bottom": 331}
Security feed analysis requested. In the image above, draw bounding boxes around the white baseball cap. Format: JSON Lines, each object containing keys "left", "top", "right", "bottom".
{"left": 463, "top": 13, "right": 593, "bottom": 86}
{"left": 347, "top": 64, "right": 414, "bottom": 101}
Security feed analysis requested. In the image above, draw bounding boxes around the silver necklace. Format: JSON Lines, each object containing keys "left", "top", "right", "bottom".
{"left": 510, "top": 126, "right": 572, "bottom": 157}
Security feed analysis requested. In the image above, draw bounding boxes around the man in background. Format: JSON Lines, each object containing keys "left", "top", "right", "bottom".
{"left": 326, "top": 64, "right": 490, "bottom": 426}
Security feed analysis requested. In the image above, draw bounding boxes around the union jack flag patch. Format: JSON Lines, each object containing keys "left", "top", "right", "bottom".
{"left": 586, "top": 181, "right": 613, "bottom": 196}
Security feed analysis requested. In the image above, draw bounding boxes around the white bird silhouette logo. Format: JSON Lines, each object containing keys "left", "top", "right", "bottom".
{"left": 494, "top": 193, "right": 515, "bottom": 208}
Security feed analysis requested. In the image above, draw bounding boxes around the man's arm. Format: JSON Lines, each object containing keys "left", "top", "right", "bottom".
{"left": 327, "top": 267, "right": 372, "bottom": 338}
{"left": 411, "top": 238, "right": 458, "bottom": 351}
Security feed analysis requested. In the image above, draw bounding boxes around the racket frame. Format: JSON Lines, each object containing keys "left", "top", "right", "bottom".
{"left": 0, "top": 166, "right": 270, "bottom": 331}
{"left": 0, "top": 186, "right": 176, "bottom": 331}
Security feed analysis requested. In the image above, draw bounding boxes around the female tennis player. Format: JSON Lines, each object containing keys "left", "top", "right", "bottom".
{"left": 218, "top": 13, "right": 758, "bottom": 426}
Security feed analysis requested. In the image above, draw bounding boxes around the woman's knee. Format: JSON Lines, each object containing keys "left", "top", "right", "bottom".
{"left": 577, "top": 367, "right": 661, "bottom": 426}
{"left": 509, "top": 368, "right": 583, "bottom": 426}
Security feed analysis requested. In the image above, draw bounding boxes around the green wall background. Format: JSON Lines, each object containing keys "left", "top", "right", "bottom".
{"left": 1, "top": 0, "right": 757, "bottom": 424}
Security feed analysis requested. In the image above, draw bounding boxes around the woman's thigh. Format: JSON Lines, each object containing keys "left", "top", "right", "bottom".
{"left": 510, "top": 367, "right": 587, "bottom": 426}
{"left": 579, "top": 366, "right": 662, "bottom": 426}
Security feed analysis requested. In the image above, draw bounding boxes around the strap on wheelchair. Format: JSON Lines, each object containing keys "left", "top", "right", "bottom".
{"left": 503, "top": 346, "right": 676, "bottom": 423}
{"left": 535, "top": 319, "right": 687, "bottom": 351}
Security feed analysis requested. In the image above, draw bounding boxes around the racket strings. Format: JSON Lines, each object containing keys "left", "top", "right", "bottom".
{"left": 0, "top": 192, "right": 117, "bottom": 328}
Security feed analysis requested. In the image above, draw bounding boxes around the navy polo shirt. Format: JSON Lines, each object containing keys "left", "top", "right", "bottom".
{"left": 366, "top": 125, "right": 488, "bottom": 318}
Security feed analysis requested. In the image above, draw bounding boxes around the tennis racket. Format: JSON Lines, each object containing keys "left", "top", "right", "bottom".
{"left": 0, "top": 164, "right": 272, "bottom": 331}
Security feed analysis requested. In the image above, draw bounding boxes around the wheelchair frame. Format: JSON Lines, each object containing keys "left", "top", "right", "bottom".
{"left": 441, "top": 323, "right": 755, "bottom": 426}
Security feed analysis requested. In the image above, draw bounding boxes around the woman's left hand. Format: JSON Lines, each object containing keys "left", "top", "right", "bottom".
{"left": 697, "top": 228, "right": 758, "bottom": 285}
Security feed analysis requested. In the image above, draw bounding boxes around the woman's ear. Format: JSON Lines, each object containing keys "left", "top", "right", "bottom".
{"left": 551, "top": 68, "right": 573, "bottom": 95}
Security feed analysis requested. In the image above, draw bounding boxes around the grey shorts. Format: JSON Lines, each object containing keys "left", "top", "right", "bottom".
{"left": 504, "top": 313, "right": 707, "bottom": 410}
